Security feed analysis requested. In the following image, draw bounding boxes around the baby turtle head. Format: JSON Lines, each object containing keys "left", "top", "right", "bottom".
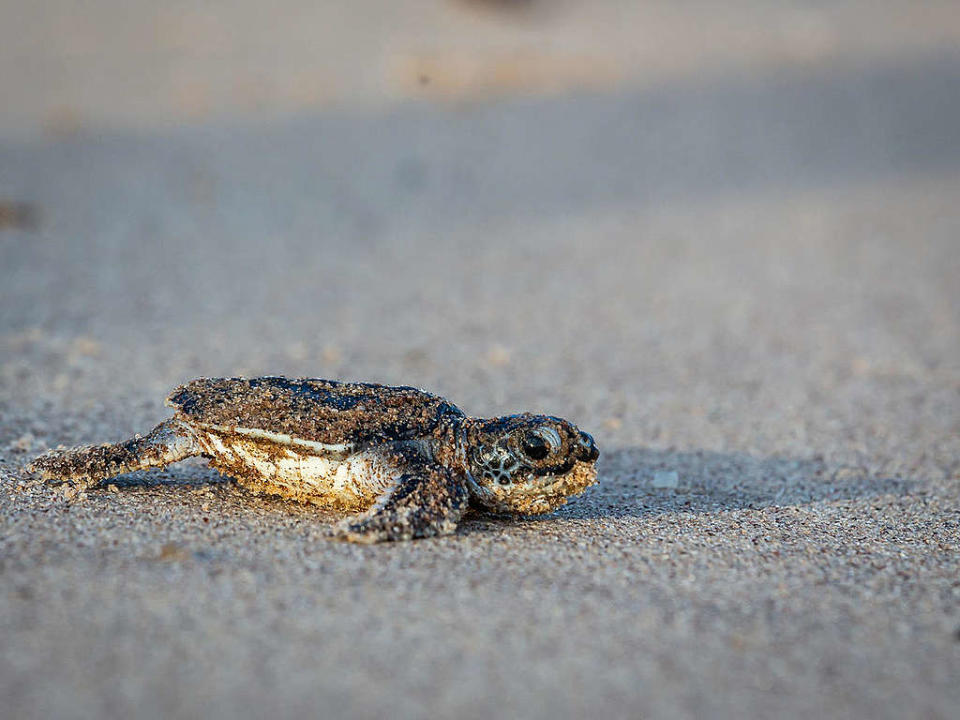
{"left": 463, "top": 413, "right": 599, "bottom": 515}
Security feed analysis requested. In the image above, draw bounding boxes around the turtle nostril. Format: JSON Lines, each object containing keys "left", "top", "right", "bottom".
{"left": 578, "top": 431, "right": 599, "bottom": 462}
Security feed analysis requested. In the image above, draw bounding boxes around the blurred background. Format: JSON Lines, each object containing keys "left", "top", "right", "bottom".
{"left": 1, "top": 2, "right": 959, "bottom": 719}
{"left": 1, "top": 0, "right": 957, "bottom": 428}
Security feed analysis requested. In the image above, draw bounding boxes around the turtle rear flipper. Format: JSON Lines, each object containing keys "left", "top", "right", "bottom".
{"left": 332, "top": 446, "right": 468, "bottom": 544}
{"left": 27, "top": 419, "right": 200, "bottom": 492}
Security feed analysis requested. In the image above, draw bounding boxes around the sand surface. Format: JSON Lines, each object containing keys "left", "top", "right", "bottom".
{"left": 1, "top": 3, "right": 959, "bottom": 718}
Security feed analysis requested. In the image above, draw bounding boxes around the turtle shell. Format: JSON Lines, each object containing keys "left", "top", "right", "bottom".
{"left": 166, "top": 377, "right": 463, "bottom": 449}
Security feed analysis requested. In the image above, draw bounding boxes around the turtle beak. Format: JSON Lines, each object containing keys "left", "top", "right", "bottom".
{"left": 576, "top": 431, "right": 599, "bottom": 463}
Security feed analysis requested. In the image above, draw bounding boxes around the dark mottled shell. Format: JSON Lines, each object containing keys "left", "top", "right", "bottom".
{"left": 166, "top": 377, "right": 463, "bottom": 447}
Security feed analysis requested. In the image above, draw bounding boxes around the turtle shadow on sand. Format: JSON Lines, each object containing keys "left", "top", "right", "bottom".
{"left": 93, "top": 458, "right": 233, "bottom": 490}
{"left": 530, "top": 447, "right": 917, "bottom": 524}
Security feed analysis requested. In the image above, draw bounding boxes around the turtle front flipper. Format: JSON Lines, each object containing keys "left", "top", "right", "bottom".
{"left": 332, "top": 447, "right": 468, "bottom": 544}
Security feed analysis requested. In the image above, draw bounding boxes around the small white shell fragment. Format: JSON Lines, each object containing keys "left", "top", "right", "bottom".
{"left": 652, "top": 470, "right": 679, "bottom": 489}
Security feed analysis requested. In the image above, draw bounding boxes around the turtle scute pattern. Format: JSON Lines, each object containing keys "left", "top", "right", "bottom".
{"left": 167, "top": 377, "right": 463, "bottom": 447}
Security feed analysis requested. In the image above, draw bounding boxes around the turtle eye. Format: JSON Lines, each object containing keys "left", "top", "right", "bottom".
{"left": 522, "top": 434, "right": 549, "bottom": 460}
{"left": 521, "top": 427, "right": 561, "bottom": 461}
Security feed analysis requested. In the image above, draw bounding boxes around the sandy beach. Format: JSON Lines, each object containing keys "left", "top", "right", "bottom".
{"left": 1, "top": 2, "right": 958, "bottom": 717}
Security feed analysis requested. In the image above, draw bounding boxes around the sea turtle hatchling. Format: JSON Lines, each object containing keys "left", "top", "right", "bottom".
{"left": 28, "top": 377, "right": 600, "bottom": 543}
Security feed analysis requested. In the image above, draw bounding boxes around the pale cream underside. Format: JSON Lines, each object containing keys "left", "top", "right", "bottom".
{"left": 195, "top": 427, "right": 396, "bottom": 509}
{"left": 205, "top": 423, "right": 353, "bottom": 458}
